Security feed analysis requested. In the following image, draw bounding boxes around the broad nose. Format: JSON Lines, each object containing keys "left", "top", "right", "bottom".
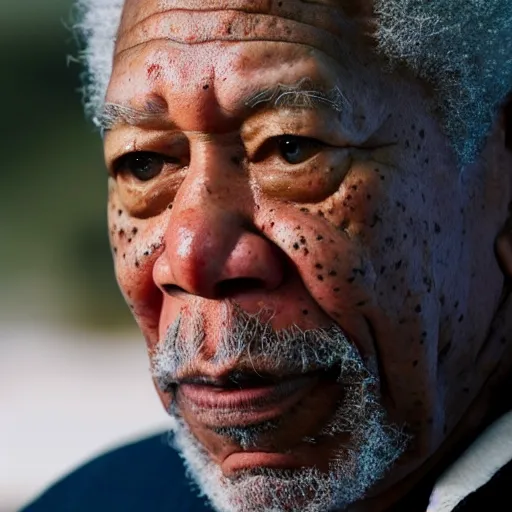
{"left": 153, "top": 181, "right": 284, "bottom": 300}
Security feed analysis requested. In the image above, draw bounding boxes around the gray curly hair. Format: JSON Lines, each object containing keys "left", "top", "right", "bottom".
{"left": 74, "top": 0, "right": 512, "bottom": 165}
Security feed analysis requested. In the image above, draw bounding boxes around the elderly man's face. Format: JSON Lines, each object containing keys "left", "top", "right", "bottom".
{"left": 103, "top": 1, "right": 511, "bottom": 510}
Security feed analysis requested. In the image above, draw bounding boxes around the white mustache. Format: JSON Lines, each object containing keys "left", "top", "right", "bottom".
{"left": 150, "top": 304, "right": 368, "bottom": 392}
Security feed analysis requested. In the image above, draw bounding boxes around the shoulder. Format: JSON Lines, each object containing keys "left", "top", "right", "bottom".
{"left": 21, "top": 432, "right": 212, "bottom": 512}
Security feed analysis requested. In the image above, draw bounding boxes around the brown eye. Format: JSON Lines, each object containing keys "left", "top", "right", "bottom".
{"left": 114, "top": 152, "right": 176, "bottom": 182}
{"left": 276, "top": 136, "right": 325, "bottom": 165}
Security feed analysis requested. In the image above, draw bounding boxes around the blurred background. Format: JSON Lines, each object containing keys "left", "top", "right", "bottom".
{"left": 0, "top": 1, "right": 168, "bottom": 510}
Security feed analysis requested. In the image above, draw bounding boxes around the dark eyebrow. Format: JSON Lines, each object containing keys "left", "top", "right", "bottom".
{"left": 244, "top": 78, "right": 346, "bottom": 113}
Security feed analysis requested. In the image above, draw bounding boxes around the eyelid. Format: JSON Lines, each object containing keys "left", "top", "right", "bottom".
{"left": 104, "top": 129, "right": 189, "bottom": 171}
{"left": 242, "top": 109, "right": 350, "bottom": 157}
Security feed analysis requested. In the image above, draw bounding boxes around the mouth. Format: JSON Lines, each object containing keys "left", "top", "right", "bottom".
{"left": 175, "top": 365, "right": 342, "bottom": 428}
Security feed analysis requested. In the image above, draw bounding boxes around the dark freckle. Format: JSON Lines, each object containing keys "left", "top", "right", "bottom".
{"left": 454, "top": 301, "right": 459, "bottom": 309}
{"left": 128, "top": 238, "right": 132, "bottom": 243}
{"left": 135, "top": 260, "right": 140, "bottom": 268}
{"left": 205, "top": 186, "right": 212, "bottom": 194}
{"left": 293, "top": 243, "right": 300, "bottom": 250}
{"left": 300, "top": 207, "right": 309, "bottom": 213}
{"left": 411, "top": 124, "right": 416, "bottom": 130}
{"left": 405, "top": 140, "right": 410, "bottom": 148}
{"left": 434, "top": 223, "right": 441, "bottom": 234}
{"left": 458, "top": 315, "right": 464, "bottom": 323}
{"left": 303, "top": 248, "right": 309, "bottom": 256}
{"left": 366, "top": 194, "right": 372, "bottom": 200}
{"left": 356, "top": 300, "right": 367, "bottom": 307}
{"left": 316, "top": 234, "right": 324, "bottom": 241}
{"left": 380, "top": 175, "right": 385, "bottom": 181}
{"left": 328, "top": 270, "right": 337, "bottom": 277}
{"left": 440, "top": 295, "right": 445, "bottom": 306}
{"left": 270, "top": 209, "right": 275, "bottom": 213}
{"left": 270, "top": 222, "right": 275, "bottom": 227}
{"left": 438, "top": 341, "right": 452, "bottom": 363}
{"left": 374, "top": 167, "right": 380, "bottom": 173}
{"left": 315, "top": 263, "right": 323, "bottom": 270}
{"left": 385, "top": 236, "right": 394, "bottom": 247}
{"left": 203, "top": 84, "right": 209, "bottom": 90}
{"left": 300, "top": 236, "right": 307, "bottom": 245}
{"left": 413, "top": 360, "right": 418, "bottom": 367}
{"left": 118, "top": 229, "right": 125, "bottom": 237}
{"left": 333, "top": 287, "right": 340, "bottom": 292}
{"left": 132, "top": 227, "right": 138, "bottom": 235}
{"left": 403, "top": 233, "right": 408, "bottom": 240}
{"left": 394, "top": 260, "right": 403, "bottom": 270}
{"left": 168, "top": 204, "right": 173, "bottom": 210}
{"left": 370, "top": 214, "right": 382, "bottom": 228}
{"left": 317, "top": 275, "right": 324, "bottom": 281}
{"left": 392, "top": 285, "right": 397, "bottom": 291}
{"left": 350, "top": 184, "right": 358, "bottom": 191}
{"left": 398, "top": 318, "right": 406, "bottom": 325}
{"left": 380, "top": 266, "right": 386, "bottom": 275}
{"left": 143, "top": 251, "right": 150, "bottom": 257}
{"left": 302, "top": 309, "right": 309, "bottom": 316}
{"left": 347, "top": 277, "right": 355, "bottom": 283}
{"left": 123, "top": 253, "right": 126, "bottom": 260}
{"left": 118, "top": 209, "right": 122, "bottom": 216}
{"left": 415, "top": 304, "right": 422, "bottom": 313}
{"left": 317, "top": 210, "right": 325, "bottom": 217}
{"left": 419, "top": 129, "right": 425, "bottom": 139}
{"left": 424, "top": 158, "right": 430, "bottom": 165}
{"left": 113, "top": 247, "right": 118, "bottom": 254}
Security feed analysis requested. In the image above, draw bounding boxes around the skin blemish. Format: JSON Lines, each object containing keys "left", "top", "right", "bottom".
{"left": 118, "top": 229, "right": 125, "bottom": 237}
{"left": 347, "top": 277, "right": 356, "bottom": 283}
{"left": 147, "top": 64, "right": 162, "bottom": 79}
{"left": 300, "top": 208, "right": 309, "bottom": 213}
{"left": 118, "top": 209, "right": 122, "bottom": 216}
{"left": 356, "top": 300, "right": 367, "bottom": 307}
{"left": 132, "top": 227, "right": 138, "bottom": 235}
{"left": 300, "top": 236, "right": 307, "bottom": 245}
{"left": 419, "top": 129, "right": 425, "bottom": 139}
{"left": 293, "top": 243, "right": 300, "bottom": 250}
{"left": 438, "top": 341, "right": 452, "bottom": 364}
{"left": 413, "top": 360, "right": 419, "bottom": 367}
{"left": 315, "top": 263, "right": 323, "bottom": 270}
{"left": 135, "top": 260, "right": 140, "bottom": 268}
{"left": 415, "top": 305, "right": 422, "bottom": 313}
{"left": 302, "top": 309, "right": 309, "bottom": 316}
{"left": 317, "top": 275, "right": 324, "bottom": 281}
{"left": 333, "top": 287, "right": 340, "bottom": 292}
{"left": 270, "top": 222, "right": 275, "bottom": 228}
{"left": 434, "top": 223, "right": 441, "bottom": 234}
{"left": 395, "top": 260, "right": 403, "bottom": 270}
{"left": 380, "top": 266, "right": 386, "bottom": 275}
{"left": 328, "top": 270, "right": 337, "bottom": 277}
{"left": 203, "top": 84, "right": 209, "bottom": 90}
{"left": 316, "top": 235, "right": 323, "bottom": 241}
{"left": 303, "top": 248, "right": 309, "bottom": 256}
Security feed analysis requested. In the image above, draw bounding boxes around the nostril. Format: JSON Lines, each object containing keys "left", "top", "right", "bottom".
{"left": 214, "top": 277, "right": 266, "bottom": 298}
{"left": 162, "top": 284, "right": 187, "bottom": 296}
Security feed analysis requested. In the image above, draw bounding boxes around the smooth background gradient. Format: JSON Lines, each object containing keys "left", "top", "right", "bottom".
{"left": 0, "top": 1, "right": 168, "bottom": 510}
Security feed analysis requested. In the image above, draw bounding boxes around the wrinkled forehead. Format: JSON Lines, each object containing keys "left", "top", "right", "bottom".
{"left": 119, "top": 0, "right": 374, "bottom": 28}
{"left": 115, "top": 0, "right": 376, "bottom": 63}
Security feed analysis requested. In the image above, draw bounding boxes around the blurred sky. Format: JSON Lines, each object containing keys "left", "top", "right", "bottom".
{"left": 0, "top": 2, "right": 169, "bottom": 510}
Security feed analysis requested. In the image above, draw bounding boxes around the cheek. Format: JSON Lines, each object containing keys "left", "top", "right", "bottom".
{"left": 108, "top": 185, "right": 166, "bottom": 342}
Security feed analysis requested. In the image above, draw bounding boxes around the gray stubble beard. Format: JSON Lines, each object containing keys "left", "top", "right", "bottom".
{"left": 151, "top": 305, "right": 409, "bottom": 512}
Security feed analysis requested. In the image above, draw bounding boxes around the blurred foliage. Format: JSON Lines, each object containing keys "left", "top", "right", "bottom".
{"left": 0, "top": 0, "right": 134, "bottom": 330}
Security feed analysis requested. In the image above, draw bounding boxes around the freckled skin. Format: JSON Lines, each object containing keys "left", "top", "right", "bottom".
{"left": 104, "top": 1, "right": 512, "bottom": 509}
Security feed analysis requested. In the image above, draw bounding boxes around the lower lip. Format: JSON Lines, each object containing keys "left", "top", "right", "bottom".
{"left": 177, "top": 374, "right": 320, "bottom": 427}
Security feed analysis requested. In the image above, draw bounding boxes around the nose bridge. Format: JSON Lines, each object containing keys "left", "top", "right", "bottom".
{"left": 153, "top": 140, "right": 283, "bottom": 299}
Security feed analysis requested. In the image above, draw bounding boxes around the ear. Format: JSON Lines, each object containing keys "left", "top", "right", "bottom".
{"left": 496, "top": 96, "right": 512, "bottom": 278}
{"left": 496, "top": 206, "right": 512, "bottom": 280}
{"left": 505, "top": 94, "right": 512, "bottom": 151}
